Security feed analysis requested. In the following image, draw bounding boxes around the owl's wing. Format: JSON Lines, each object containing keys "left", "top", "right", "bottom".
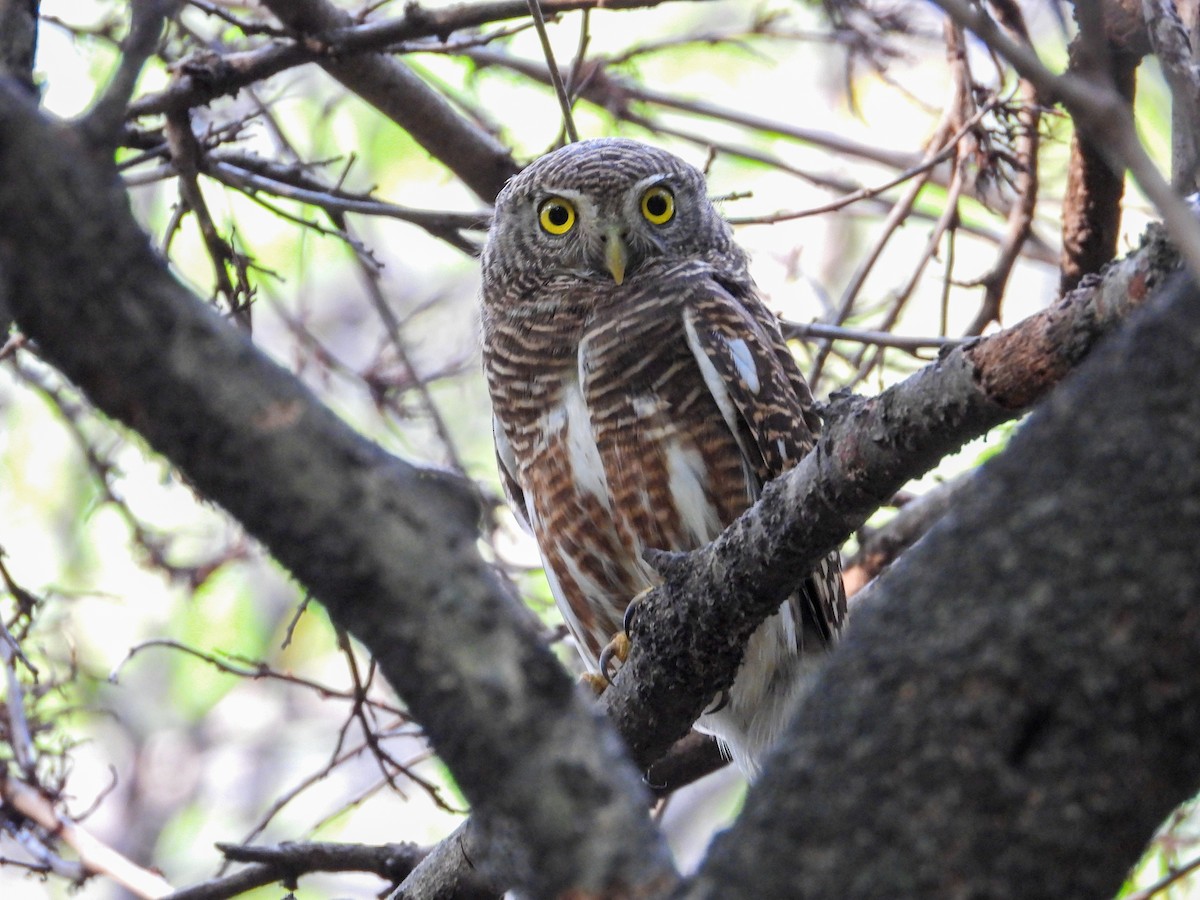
{"left": 682, "top": 280, "right": 844, "bottom": 645}
{"left": 493, "top": 414, "right": 533, "bottom": 534}
{"left": 681, "top": 285, "right": 818, "bottom": 481}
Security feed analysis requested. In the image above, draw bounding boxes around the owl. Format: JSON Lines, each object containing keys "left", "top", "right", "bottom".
{"left": 480, "top": 138, "right": 845, "bottom": 778}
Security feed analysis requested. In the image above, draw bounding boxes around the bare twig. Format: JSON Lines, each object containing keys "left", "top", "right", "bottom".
{"left": 842, "top": 473, "right": 973, "bottom": 595}
{"left": 525, "top": 0, "right": 578, "bottom": 142}
{"left": 165, "top": 841, "right": 428, "bottom": 899}
{"left": 1124, "top": 852, "right": 1200, "bottom": 900}
{"left": 0, "top": 773, "right": 175, "bottom": 898}
{"left": 0, "top": 616, "right": 37, "bottom": 777}
{"left": 960, "top": 0, "right": 1040, "bottom": 335}
{"left": 261, "top": 0, "right": 517, "bottom": 202}
{"left": 806, "top": 57, "right": 968, "bottom": 389}
{"left": 780, "top": 319, "right": 962, "bottom": 353}
{"left": 83, "top": 0, "right": 174, "bottom": 148}
{"left": 164, "top": 109, "right": 254, "bottom": 327}
{"left": 112, "top": 638, "right": 410, "bottom": 717}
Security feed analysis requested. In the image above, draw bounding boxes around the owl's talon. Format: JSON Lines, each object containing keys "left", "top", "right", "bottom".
{"left": 623, "top": 586, "right": 654, "bottom": 635}
{"left": 705, "top": 688, "right": 731, "bottom": 715}
{"left": 598, "top": 631, "right": 631, "bottom": 682}
{"left": 581, "top": 672, "right": 610, "bottom": 695}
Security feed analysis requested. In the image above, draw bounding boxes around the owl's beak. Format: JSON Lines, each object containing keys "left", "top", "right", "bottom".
{"left": 604, "top": 227, "right": 628, "bottom": 285}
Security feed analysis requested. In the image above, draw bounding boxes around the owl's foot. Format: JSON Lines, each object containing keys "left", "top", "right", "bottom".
{"left": 598, "top": 631, "right": 632, "bottom": 682}
{"left": 581, "top": 672, "right": 611, "bottom": 695}
{"left": 595, "top": 587, "right": 654, "bottom": 682}
{"left": 579, "top": 632, "right": 630, "bottom": 696}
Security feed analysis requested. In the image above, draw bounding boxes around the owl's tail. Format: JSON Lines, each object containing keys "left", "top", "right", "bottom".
{"left": 696, "top": 598, "right": 828, "bottom": 779}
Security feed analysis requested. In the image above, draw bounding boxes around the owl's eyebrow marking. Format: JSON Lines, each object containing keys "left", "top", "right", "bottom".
{"left": 632, "top": 174, "right": 670, "bottom": 191}
{"left": 535, "top": 188, "right": 590, "bottom": 206}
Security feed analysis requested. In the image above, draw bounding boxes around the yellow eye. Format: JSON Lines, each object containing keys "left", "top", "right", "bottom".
{"left": 538, "top": 197, "right": 576, "bottom": 235}
{"left": 640, "top": 186, "right": 675, "bottom": 225}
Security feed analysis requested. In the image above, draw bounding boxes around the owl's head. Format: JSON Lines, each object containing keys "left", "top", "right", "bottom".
{"left": 482, "top": 138, "right": 738, "bottom": 290}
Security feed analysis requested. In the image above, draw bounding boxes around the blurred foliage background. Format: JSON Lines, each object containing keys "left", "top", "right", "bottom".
{"left": 0, "top": 0, "right": 1191, "bottom": 897}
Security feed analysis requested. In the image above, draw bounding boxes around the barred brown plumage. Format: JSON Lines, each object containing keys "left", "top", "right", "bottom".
{"left": 480, "top": 138, "right": 845, "bottom": 777}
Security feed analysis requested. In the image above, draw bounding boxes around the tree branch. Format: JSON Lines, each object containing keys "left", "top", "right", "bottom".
{"left": 0, "top": 84, "right": 676, "bottom": 900}
{"left": 164, "top": 841, "right": 430, "bottom": 900}
{"left": 0, "top": 771, "right": 174, "bottom": 898}
{"left": 257, "top": 0, "right": 517, "bottom": 202}
{"left": 1058, "top": 2, "right": 1146, "bottom": 295}
{"left": 0, "top": 0, "right": 38, "bottom": 96}
{"left": 127, "top": 0, "right": 688, "bottom": 198}
{"left": 841, "top": 473, "right": 970, "bottom": 595}
{"left": 1144, "top": 0, "right": 1200, "bottom": 191}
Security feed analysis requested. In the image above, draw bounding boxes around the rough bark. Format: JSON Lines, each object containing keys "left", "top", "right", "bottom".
{"left": 0, "top": 83, "right": 676, "bottom": 900}
{"left": 1059, "top": 50, "right": 1140, "bottom": 295}
{"left": 0, "top": 0, "right": 37, "bottom": 335}
{"left": 0, "top": 0, "right": 37, "bottom": 96}
{"left": 687, "top": 270, "right": 1200, "bottom": 898}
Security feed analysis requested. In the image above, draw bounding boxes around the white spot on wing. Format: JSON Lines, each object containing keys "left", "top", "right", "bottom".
{"left": 683, "top": 309, "right": 741, "bottom": 441}
{"left": 728, "top": 338, "right": 760, "bottom": 394}
{"left": 561, "top": 377, "right": 612, "bottom": 510}
{"left": 683, "top": 308, "right": 758, "bottom": 494}
{"left": 494, "top": 414, "right": 518, "bottom": 478}
{"left": 537, "top": 546, "right": 598, "bottom": 671}
{"left": 632, "top": 394, "right": 661, "bottom": 419}
{"left": 493, "top": 415, "right": 534, "bottom": 530}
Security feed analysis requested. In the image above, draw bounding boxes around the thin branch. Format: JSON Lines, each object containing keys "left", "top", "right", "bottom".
{"left": 806, "top": 88, "right": 960, "bottom": 389}
{"left": 1125, "top": 852, "right": 1200, "bottom": 900}
{"left": 466, "top": 46, "right": 921, "bottom": 171}
{"left": 164, "top": 110, "right": 254, "bottom": 327}
{"left": 82, "top": 0, "right": 174, "bottom": 148}
{"left": 111, "top": 638, "right": 410, "bottom": 718}
{"left": 960, "top": 0, "right": 1040, "bottom": 335}
{"left": 639, "top": 114, "right": 1058, "bottom": 265}
{"left": 0, "top": 772, "right": 175, "bottom": 898}
{"left": 525, "top": 0, "right": 578, "bottom": 142}
{"left": 0, "top": 611, "right": 37, "bottom": 777}
{"left": 841, "top": 473, "right": 972, "bottom": 595}
{"left": 165, "top": 842, "right": 428, "bottom": 900}
{"left": 780, "top": 319, "right": 962, "bottom": 353}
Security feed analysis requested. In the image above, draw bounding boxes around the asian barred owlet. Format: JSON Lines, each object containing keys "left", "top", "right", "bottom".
{"left": 480, "top": 138, "right": 845, "bottom": 777}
